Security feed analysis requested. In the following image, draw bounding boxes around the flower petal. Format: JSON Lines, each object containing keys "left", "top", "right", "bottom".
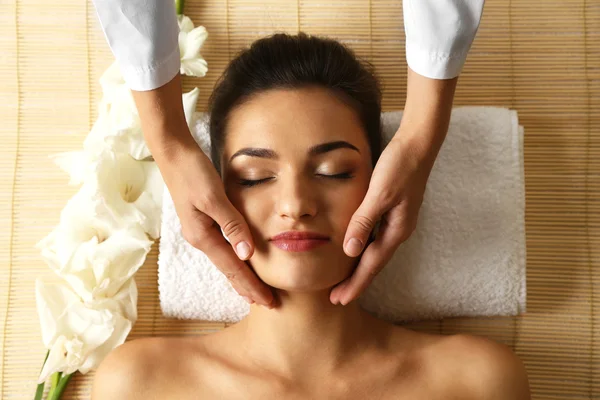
{"left": 182, "top": 87, "right": 200, "bottom": 128}
{"left": 51, "top": 151, "right": 94, "bottom": 186}
{"left": 180, "top": 56, "right": 208, "bottom": 77}
{"left": 35, "top": 279, "right": 80, "bottom": 348}
{"left": 93, "top": 278, "right": 138, "bottom": 322}
{"left": 78, "top": 312, "right": 132, "bottom": 374}
{"left": 177, "top": 15, "right": 194, "bottom": 33}
{"left": 110, "top": 127, "right": 151, "bottom": 161}
{"left": 38, "top": 335, "right": 69, "bottom": 383}
{"left": 99, "top": 61, "right": 125, "bottom": 89}
{"left": 182, "top": 26, "right": 208, "bottom": 60}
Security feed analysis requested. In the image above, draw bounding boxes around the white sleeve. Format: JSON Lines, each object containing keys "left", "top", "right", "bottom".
{"left": 403, "top": 0, "right": 485, "bottom": 80}
{"left": 91, "top": 0, "right": 181, "bottom": 91}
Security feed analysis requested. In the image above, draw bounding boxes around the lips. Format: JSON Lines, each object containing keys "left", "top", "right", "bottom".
{"left": 270, "top": 231, "right": 330, "bottom": 252}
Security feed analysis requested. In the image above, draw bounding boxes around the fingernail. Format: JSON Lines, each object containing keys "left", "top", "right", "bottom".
{"left": 331, "top": 293, "right": 339, "bottom": 305}
{"left": 242, "top": 296, "right": 254, "bottom": 304}
{"left": 236, "top": 241, "right": 251, "bottom": 260}
{"left": 265, "top": 299, "right": 276, "bottom": 309}
{"left": 345, "top": 238, "right": 363, "bottom": 257}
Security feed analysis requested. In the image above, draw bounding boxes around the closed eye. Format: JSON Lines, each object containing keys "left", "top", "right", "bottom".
{"left": 237, "top": 172, "right": 354, "bottom": 187}
{"left": 317, "top": 172, "right": 354, "bottom": 180}
{"left": 237, "top": 177, "right": 273, "bottom": 187}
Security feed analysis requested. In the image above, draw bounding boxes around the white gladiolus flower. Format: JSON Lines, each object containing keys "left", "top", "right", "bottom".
{"left": 49, "top": 148, "right": 164, "bottom": 239}
{"left": 51, "top": 150, "right": 94, "bottom": 186}
{"left": 182, "top": 87, "right": 200, "bottom": 128}
{"left": 82, "top": 62, "right": 150, "bottom": 160}
{"left": 33, "top": 12, "right": 211, "bottom": 394}
{"left": 82, "top": 81, "right": 201, "bottom": 161}
{"left": 91, "top": 150, "right": 165, "bottom": 239}
{"left": 35, "top": 279, "right": 135, "bottom": 383}
{"left": 99, "top": 61, "right": 137, "bottom": 124}
{"left": 87, "top": 100, "right": 151, "bottom": 161}
{"left": 37, "top": 188, "right": 154, "bottom": 301}
{"left": 178, "top": 15, "right": 208, "bottom": 77}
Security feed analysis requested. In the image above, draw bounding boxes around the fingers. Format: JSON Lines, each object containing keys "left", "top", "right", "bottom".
{"left": 203, "top": 193, "right": 256, "bottom": 261}
{"left": 332, "top": 205, "right": 415, "bottom": 305}
{"left": 343, "top": 189, "right": 393, "bottom": 257}
{"left": 186, "top": 211, "right": 273, "bottom": 308}
{"left": 182, "top": 201, "right": 275, "bottom": 308}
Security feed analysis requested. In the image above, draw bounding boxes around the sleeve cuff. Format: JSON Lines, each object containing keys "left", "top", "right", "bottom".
{"left": 120, "top": 46, "right": 181, "bottom": 92}
{"left": 405, "top": 39, "right": 468, "bottom": 80}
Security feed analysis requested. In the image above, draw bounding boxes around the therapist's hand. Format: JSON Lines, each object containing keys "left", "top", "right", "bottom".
{"left": 132, "top": 74, "right": 276, "bottom": 309}
{"left": 330, "top": 67, "right": 459, "bottom": 306}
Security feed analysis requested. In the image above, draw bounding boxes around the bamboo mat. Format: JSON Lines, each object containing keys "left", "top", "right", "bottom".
{"left": 1, "top": 0, "right": 599, "bottom": 398}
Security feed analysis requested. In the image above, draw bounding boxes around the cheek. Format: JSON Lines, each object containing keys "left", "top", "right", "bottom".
{"left": 325, "top": 177, "right": 370, "bottom": 231}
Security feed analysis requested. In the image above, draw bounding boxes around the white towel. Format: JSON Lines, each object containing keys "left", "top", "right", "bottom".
{"left": 158, "top": 106, "right": 526, "bottom": 323}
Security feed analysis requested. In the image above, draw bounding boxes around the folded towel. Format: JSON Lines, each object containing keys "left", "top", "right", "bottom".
{"left": 158, "top": 106, "right": 526, "bottom": 323}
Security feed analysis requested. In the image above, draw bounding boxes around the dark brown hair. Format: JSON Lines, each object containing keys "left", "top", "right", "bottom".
{"left": 208, "top": 32, "right": 382, "bottom": 174}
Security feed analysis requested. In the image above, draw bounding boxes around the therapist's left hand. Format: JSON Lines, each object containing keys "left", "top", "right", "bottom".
{"left": 329, "top": 68, "right": 458, "bottom": 306}
{"left": 329, "top": 130, "right": 433, "bottom": 306}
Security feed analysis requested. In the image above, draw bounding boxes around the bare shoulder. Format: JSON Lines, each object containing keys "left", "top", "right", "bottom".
{"left": 91, "top": 336, "right": 205, "bottom": 400}
{"left": 428, "top": 333, "right": 531, "bottom": 400}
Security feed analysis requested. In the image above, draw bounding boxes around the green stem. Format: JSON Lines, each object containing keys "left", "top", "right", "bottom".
{"left": 46, "top": 372, "right": 62, "bottom": 399}
{"left": 48, "top": 373, "right": 73, "bottom": 400}
{"left": 175, "top": 0, "right": 185, "bottom": 15}
{"left": 33, "top": 351, "right": 50, "bottom": 400}
{"left": 34, "top": 382, "right": 45, "bottom": 400}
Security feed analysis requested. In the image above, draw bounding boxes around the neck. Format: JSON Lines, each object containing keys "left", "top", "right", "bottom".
{"left": 234, "top": 288, "right": 389, "bottom": 379}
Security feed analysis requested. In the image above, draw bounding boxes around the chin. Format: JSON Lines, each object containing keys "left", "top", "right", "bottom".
{"left": 249, "top": 255, "right": 354, "bottom": 292}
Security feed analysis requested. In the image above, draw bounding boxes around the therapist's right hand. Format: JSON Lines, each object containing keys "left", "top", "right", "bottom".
{"left": 132, "top": 75, "right": 276, "bottom": 309}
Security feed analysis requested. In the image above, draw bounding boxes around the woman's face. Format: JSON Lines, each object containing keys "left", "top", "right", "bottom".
{"left": 221, "top": 87, "right": 373, "bottom": 292}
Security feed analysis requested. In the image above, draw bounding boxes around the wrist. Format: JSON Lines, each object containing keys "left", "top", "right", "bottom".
{"left": 393, "top": 124, "right": 441, "bottom": 171}
{"left": 130, "top": 74, "right": 198, "bottom": 162}
{"left": 146, "top": 122, "right": 200, "bottom": 164}
{"left": 394, "top": 67, "right": 458, "bottom": 168}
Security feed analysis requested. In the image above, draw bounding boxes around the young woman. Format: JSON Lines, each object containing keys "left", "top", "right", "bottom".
{"left": 92, "top": 33, "right": 530, "bottom": 400}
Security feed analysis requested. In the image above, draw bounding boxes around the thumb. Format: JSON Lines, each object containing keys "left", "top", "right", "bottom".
{"left": 344, "top": 193, "right": 387, "bottom": 257}
{"left": 203, "top": 195, "right": 255, "bottom": 261}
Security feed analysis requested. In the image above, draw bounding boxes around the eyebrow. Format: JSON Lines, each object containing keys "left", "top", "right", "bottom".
{"left": 229, "top": 141, "right": 360, "bottom": 162}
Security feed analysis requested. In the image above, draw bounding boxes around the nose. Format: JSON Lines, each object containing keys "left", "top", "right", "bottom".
{"left": 275, "top": 173, "right": 318, "bottom": 221}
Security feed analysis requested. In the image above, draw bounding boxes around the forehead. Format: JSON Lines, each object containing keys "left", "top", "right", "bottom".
{"left": 222, "top": 87, "right": 370, "bottom": 158}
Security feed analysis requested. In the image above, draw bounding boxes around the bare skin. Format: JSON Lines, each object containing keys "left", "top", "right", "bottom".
{"left": 92, "top": 315, "right": 530, "bottom": 400}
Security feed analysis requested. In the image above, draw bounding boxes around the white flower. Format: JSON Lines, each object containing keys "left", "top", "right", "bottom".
{"left": 85, "top": 63, "right": 150, "bottom": 160}
{"left": 99, "top": 61, "right": 137, "bottom": 123}
{"left": 36, "top": 187, "right": 154, "bottom": 301}
{"left": 92, "top": 150, "right": 164, "bottom": 239}
{"left": 182, "top": 87, "right": 200, "bottom": 128}
{"left": 82, "top": 85, "right": 201, "bottom": 161}
{"left": 178, "top": 15, "right": 208, "bottom": 77}
{"left": 178, "top": 14, "right": 195, "bottom": 33}
{"left": 86, "top": 100, "right": 151, "bottom": 161}
{"left": 35, "top": 279, "right": 135, "bottom": 383}
{"left": 51, "top": 150, "right": 95, "bottom": 186}
{"left": 49, "top": 147, "right": 164, "bottom": 239}
{"left": 83, "top": 60, "right": 202, "bottom": 161}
